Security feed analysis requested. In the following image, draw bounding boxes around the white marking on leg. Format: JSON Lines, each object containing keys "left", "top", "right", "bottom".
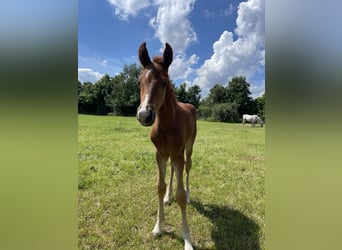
{"left": 183, "top": 232, "right": 193, "bottom": 250}
{"left": 164, "top": 166, "right": 174, "bottom": 205}
{"left": 153, "top": 182, "right": 165, "bottom": 237}
{"left": 186, "top": 189, "right": 190, "bottom": 204}
{"left": 163, "top": 184, "right": 172, "bottom": 205}
{"left": 185, "top": 169, "right": 190, "bottom": 204}
{"left": 152, "top": 197, "right": 164, "bottom": 236}
{"left": 153, "top": 153, "right": 167, "bottom": 237}
{"left": 185, "top": 148, "right": 192, "bottom": 204}
{"left": 181, "top": 204, "right": 193, "bottom": 250}
{"left": 173, "top": 159, "right": 193, "bottom": 250}
{"left": 152, "top": 220, "right": 162, "bottom": 236}
{"left": 181, "top": 201, "right": 193, "bottom": 250}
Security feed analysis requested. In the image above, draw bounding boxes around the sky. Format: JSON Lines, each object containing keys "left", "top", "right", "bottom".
{"left": 78, "top": 0, "right": 265, "bottom": 98}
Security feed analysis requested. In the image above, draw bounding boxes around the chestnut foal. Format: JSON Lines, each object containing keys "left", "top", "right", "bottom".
{"left": 136, "top": 42, "right": 196, "bottom": 250}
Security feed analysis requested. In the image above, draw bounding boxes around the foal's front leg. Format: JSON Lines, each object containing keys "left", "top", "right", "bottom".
{"left": 173, "top": 154, "right": 193, "bottom": 250}
{"left": 152, "top": 152, "right": 167, "bottom": 236}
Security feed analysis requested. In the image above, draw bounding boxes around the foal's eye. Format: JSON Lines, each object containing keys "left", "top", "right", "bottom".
{"left": 137, "top": 81, "right": 140, "bottom": 86}
{"left": 162, "top": 81, "right": 168, "bottom": 87}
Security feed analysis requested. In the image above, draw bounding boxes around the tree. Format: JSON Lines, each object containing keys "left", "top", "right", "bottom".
{"left": 186, "top": 84, "right": 201, "bottom": 108}
{"left": 78, "top": 64, "right": 141, "bottom": 116}
{"left": 211, "top": 103, "right": 239, "bottom": 123}
{"left": 197, "top": 100, "right": 212, "bottom": 120}
{"left": 78, "top": 80, "right": 83, "bottom": 96}
{"left": 78, "top": 81, "right": 97, "bottom": 114}
{"left": 174, "top": 82, "right": 201, "bottom": 108}
{"left": 78, "top": 75, "right": 113, "bottom": 115}
{"left": 197, "top": 76, "right": 262, "bottom": 122}
{"left": 226, "top": 76, "right": 256, "bottom": 117}
{"left": 255, "top": 93, "right": 265, "bottom": 122}
{"left": 206, "top": 84, "right": 229, "bottom": 105}
{"left": 93, "top": 74, "right": 113, "bottom": 115}
{"left": 105, "top": 64, "right": 141, "bottom": 116}
{"left": 175, "top": 82, "right": 188, "bottom": 103}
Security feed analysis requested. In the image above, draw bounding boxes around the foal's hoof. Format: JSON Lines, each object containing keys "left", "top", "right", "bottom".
{"left": 163, "top": 195, "right": 172, "bottom": 205}
{"left": 152, "top": 226, "right": 162, "bottom": 237}
{"left": 152, "top": 231, "right": 162, "bottom": 237}
{"left": 184, "top": 241, "right": 193, "bottom": 250}
{"left": 163, "top": 199, "right": 172, "bottom": 206}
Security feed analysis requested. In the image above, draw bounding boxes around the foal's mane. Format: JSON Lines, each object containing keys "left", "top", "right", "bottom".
{"left": 153, "top": 56, "right": 169, "bottom": 69}
{"left": 151, "top": 56, "right": 177, "bottom": 110}
{"left": 153, "top": 56, "right": 163, "bottom": 63}
{"left": 151, "top": 55, "right": 174, "bottom": 91}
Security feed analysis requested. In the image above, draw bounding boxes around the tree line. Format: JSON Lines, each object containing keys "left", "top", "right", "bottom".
{"left": 198, "top": 77, "right": 265, "bottom": 122}
{"left": 78, "top": 63, "right": 265, "bottom": 123}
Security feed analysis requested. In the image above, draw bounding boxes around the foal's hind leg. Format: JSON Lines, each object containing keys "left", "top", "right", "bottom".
{"left": 152, "top": 152, "right": 167, "bottom": 236}
{"left": 185, "top": 144, "right": 193, "bottom": 204}
{"left": 163, "top": 163, "right": 174, "bottom": 205}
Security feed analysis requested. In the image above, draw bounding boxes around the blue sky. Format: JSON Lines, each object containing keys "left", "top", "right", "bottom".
{"left": 78, "top": 0, "right": 264, "bottom": 98}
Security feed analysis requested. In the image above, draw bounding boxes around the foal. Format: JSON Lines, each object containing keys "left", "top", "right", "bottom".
{"left": 136, "top": 42, "right": 196, "bottom": 250}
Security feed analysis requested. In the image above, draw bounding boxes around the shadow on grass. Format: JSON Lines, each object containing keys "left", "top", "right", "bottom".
{"left": 191, "top": 200, "right": 261, "bottom": 250}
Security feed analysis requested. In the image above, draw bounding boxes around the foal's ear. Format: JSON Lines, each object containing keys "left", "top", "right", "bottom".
{"left": 138, "top": 42, "right": 152, "bottom": 67}
{"left": 163, "top": 43, "right": 173, "bottom": 69}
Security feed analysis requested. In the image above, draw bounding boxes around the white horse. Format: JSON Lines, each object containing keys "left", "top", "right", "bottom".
{"left": 242, "top": 114, "right": 263, "bottom": 127}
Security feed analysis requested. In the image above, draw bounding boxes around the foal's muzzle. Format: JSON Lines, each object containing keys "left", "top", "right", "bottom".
{"left": 137, "top": 106, "right": 155, "bottom": 126}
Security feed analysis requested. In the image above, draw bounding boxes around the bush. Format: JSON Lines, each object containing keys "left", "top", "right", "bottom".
{"left": 211, "top": 103, "right": 240, "bottom": 123}
{"left": 197, "top": 104, "right": 212, "bottom": 120}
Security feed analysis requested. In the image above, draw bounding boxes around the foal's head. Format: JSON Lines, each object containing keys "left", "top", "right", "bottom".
{"left": 136, "top": 42, "right": 173, "bottom": 126}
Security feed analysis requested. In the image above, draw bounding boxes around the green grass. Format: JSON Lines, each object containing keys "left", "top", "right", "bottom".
{"left": 78, "top": 114, "right": 265, "bottom": 249}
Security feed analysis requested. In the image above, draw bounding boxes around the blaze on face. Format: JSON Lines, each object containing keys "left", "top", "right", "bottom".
{"left": 136, "top": 42, "right": 173, "bottom": 126}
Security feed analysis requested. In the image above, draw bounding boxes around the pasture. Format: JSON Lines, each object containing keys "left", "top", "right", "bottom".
{"left": 78, "top": 115, "right": 265, "bottom": 249}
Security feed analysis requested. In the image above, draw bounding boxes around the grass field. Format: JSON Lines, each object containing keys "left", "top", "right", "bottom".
{"left": 78, "top": 114, "right": 265, "bottom": 249}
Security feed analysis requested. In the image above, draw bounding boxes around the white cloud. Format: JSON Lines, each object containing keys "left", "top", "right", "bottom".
{"left": 204, "top": 10, "right": 215, "bottom": 19}
{"left": 107, "top": 0, "right": 197, "bottom": 54}
{"left": 78, "top": 54, "right": 125, "bottom": 78}
{"left": 78, "top": 68, "right": 104, "bottom": 83}
{"left": 148, "top": 0, "right": 198, "bottom": 84}
{"left": 169, "top": 54, "right": 199, "bottom": 80}
{"left": 193, "top": 0, "right": 265, "bottom": 97}
{"left": 235, "top": 0, "right": 265, "bottom": 45}
{"left": 149, "top": 0, "right": 197, "bottom": 54}
{"left": 100, "top": 59, "right": 108, "bottom": 67}
{"left": 250, "top": 79, "right": 265, "bottom": 98}
{"left": 224, "top": 3, "right": 235, "bottom": 16}
{"left": 107, "top": 0, "right": 198, "bottom": 79}
{"left": 107, "top": 0, "right": 151, "bottom": 21}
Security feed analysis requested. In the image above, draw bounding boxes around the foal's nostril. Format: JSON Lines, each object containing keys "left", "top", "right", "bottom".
{"left": 146, "top": 105, "right": 153, "bottom": 113}
{"left": 144, "top": 111, "right": 152, "bottom": 122}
